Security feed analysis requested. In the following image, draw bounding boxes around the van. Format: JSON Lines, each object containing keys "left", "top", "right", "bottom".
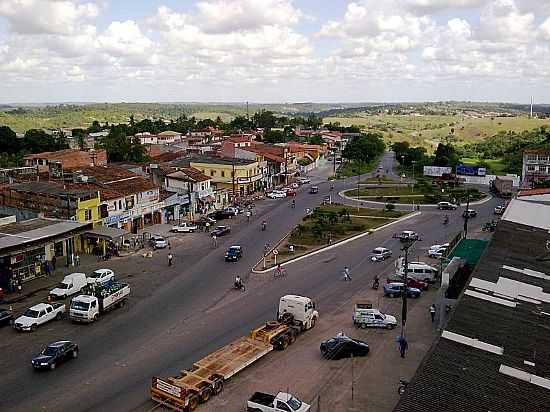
{"left": 395, "top": 258, "right": 438, "bottom": 283}
{"left": 371, "top": 247, "right": 392, "bottom": 261}
{"left": 50, "top": 273, "right": 87, "bottom": 299}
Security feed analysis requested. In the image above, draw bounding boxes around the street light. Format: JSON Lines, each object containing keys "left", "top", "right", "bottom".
{"left": 411, "top": 161, "right": 417, "bottom": 192}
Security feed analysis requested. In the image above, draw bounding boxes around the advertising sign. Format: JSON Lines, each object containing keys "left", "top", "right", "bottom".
{"left": 456, "top": 165, "right": 487, "bottom": 177}
{"left": 423, "top": 166, "right": 452, "bottom": 177}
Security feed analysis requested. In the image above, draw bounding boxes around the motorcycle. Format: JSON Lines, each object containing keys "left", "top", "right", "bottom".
{"left": 261, "top": 221, "right": 267, "bottom": 231}
{"left": 234, "top": 281, "right": 246, "bottom": 292}
{"left": 398, "top": 379, "right": 409, "bottom": 395}
{"left": 372, "top": 279, "right": 380, "bottom": 290}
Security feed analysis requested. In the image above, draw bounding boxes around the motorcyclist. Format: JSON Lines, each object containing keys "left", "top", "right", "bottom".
{"left": 234, "top": 275, "right": 243, "bottom": 289}
{"left": 372, "top": 275, "right": 380, "bottom": 289}
{"left": 330, "top": 184, "right": 334, "bottom": 191}
{"left": 291, "top": 199, "right": 296, "bottom": 208}
{"left": 443, "top": 215, "right": 449, "bottom": 225}
{"left": 261, "top": 220, "right": 267, "bottom": 231}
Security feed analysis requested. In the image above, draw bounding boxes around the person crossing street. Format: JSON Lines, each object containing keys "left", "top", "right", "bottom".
{"left": 429, "top": 304, "right": 436, "bottom": 322}
{"left": 168, "top": 252, "right": 173, "bottom": 266}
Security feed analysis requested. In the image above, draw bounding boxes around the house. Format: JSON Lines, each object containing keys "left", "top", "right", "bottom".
{"left": 165, "top": 168, "right": 214, "bottom": 217}
{"left": 521, "top": 148, "right": 550, "bottom": 188}
{"left": 23, "top": 149, "right": 107, "bottom": 173}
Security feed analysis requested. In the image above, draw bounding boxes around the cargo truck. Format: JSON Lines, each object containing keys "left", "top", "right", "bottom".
{"left": 69, "top": 282, "right": 130, "bottom": 322}
{"left": 150, "top": 295, "right": 318, "bottom": 412}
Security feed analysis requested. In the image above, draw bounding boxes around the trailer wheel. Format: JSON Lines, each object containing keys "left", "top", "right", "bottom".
{"left": 200, "top": 387, "right": 212, "bottom": 403}
{"left": 288, "top": 332, "right": 297, "bottom": 345}
{"left": 213, "top": 380, "right": 224, "bottom": 394}
{"left": 188, "top": 396, "right": 199, "bottom": 411}
{"left": 280, "top": 335, "right": 290, "bottom": 350}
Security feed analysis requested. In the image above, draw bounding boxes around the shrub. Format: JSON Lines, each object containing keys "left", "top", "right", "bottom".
{"left": 385, "top": 203, "right": 395, "bottom": 211}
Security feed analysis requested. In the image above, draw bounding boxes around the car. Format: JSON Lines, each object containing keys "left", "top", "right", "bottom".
{"left": 309, "top": 186, "right": 319, "bottom": 194}
{"left": 398, "top": 230, "right": 419, "bottom": 241}
{"left": 462, "top": 209, "right": 478, "bottom": 218}
{"left": 87, "top": 268, "right": 115, "bottom": 285}
{"left": 285, "top": 189, "right": 297, "bottom": 197}
{"left": 223, "top": 207, "right": 240, "bottom": 216}
{"left": 208, "top": 210, "right": 235, "bottom": 220}
{"left": 320, "top": 335, "right": 370, "bottom": 360}
{"left": 267, "top": 190, "right": 287, "bottom": 199}
{"left": 171, "top": 222, "right": 198, "bottom": 233}
{"left": 212, "top": 225, "right": 231, "bottom": 237}
{"left": 225, "top": 245, "right": 243, "bottom": 261}
{"left": 290, "top": 182, "right": 300, "bottom": 189}
{"left": 386, "top": 276, "right": 429, "bottom": 291}
{"left": 149, "top": 235, "right": 168, "bottom": 249}
{"left": 383, "top": 282, "right": 422, "bottom": 298}
{"left": 494, "top": 205, "right": 506, "bottom": 215}
{"left": 428, "top": 247, "right": 448, "bottom": 258}
{"left": 429, "top": 243, "right": 450, "bottom": 251}
{"left": 14, "top": 303, "right": 66, "bottom": 331}
{"left": 193, "top": 216, "right": 216, "bottom": 227}
{"left": 32, "top": 340, "right": 79, "bottom": 371}
{"left": 437, "top": 201, "right": 458, "bottom": 210}
{"left": 371, "top": 247, "right": 392, "bottom": 261}
{"left": 297, "top": 177, "right": 310, "bottom": 184}
{"left": 0, "top": 308, "right": 13, "bottom": 327}
{"left": 49, "top": 273, "right": 87, "bottom": 299}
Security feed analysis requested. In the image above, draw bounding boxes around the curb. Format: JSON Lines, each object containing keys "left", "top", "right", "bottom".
{"left": 251, "top": 211, "right": 422, "bottom": 274}
{"left": 338, "top": 190, "right": 493, "bottom": 208}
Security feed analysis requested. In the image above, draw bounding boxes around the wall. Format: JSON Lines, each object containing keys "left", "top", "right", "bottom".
{"left": 0, "top": 206, "right": 39, "bottom": 221}
{"left": 76, "top": 195, "right": 101, "bottom": 226}
{"left": 461, "top": 174, "right": 520, "bottom": 187}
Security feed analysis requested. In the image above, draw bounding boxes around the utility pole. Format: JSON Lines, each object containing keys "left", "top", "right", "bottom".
{"left": 463, "top": 189, "right": 470, "bottom": 237}
{"left": 356, "top": 161, "right": 361, "bottom": 211}
{"left": 397, "top": 236, "right": 417, "bottom": 340}
{"left": 232, "top": 160, "right": 236, "bottom": 201}
{"left": 333, "top": 148, "right": 336, "bottom": 177}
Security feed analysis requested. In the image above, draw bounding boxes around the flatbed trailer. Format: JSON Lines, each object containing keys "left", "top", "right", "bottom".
{"left": 151, "top": 296, "right": 319, "bottom": 412}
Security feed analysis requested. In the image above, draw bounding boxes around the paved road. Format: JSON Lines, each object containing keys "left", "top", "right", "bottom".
{"left": 0, "top": 155, "right": 499, "bottom": 412}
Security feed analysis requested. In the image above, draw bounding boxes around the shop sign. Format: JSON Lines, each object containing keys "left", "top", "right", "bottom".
{"left": 103, "top": 212, "right": 130, "bottom": 225}
{"left": 10, "top": 255, "right": 24, "bottom": 265}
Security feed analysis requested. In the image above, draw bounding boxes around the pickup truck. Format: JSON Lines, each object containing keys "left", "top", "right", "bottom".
{"left": 247, "top": 392, "right": 310, "bottom": 412}
{"left": 14, "top": 303, "right": 66, "bottom": 332}
{"left": 70, "top": 282, "right": 130, "bottom": 322}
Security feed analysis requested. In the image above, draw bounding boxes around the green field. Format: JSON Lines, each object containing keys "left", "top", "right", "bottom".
{"left": 461, "top": 157, "right": 507, "bottom": 175}
{"left": 325, "top": 113, "right": 550, "bottom": 152}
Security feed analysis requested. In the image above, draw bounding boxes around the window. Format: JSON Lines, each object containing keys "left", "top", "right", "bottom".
{"left": 526, "top": 154, "right": 537, "bottom": 162}
{"left": 538, "top": 155, "right": 549, "bottom": 163}
{"left": 221, "top": 171, "right": 225, "bottom": 177}
{"left": 119, "top": 200, "right": 122, "bottom": 209}
{"left": 84, "top": 209, "right": 92, "bottom": 220}
{"left": 527, "top": 165, "right": 536, "bottom": 172}
{"left": 275, "top": 401, "right": 291, "bottom": 412}
{"left": 46, "top": 307, "right": 52, "bottom": 313}
{"left": 538, "top": 166, "right": 547, "bottom": 174}
{"left": 210, "top": 170, "right": 215, "bottom": 176}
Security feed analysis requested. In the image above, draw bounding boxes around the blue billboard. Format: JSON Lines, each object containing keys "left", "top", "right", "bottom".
{"left": 456, "top": 165, "right": 486, "bottom": 177}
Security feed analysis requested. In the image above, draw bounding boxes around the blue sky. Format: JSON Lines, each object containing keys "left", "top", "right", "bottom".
{"left": 0, "top": 0, "right": 550, "bottom": 103}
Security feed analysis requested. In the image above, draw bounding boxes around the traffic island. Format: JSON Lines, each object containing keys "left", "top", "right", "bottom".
{"left": 253, "top": 205, "right": 410, "bottom": 272}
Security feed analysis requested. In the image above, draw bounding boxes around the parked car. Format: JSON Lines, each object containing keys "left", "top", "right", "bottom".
{"left": 212, "top": 225, "right": 231, "bottom": 237}
{"left": 208, "top": 210, "right": 234, "bottom": 220}
{"left": 494, "top": 205, "right": 506, "bottom": 215}
{"left": 462, "top": 209, "right": 478, "bottom": 218}
{"left": 149, "top": 235, "right": 168, "bottom": 249}
{"left": 87, "top": 269, "right": 115, "bottom": 285}
{"left": 383, "top": 282, "right": 422, "bottom": 298}
{"left": 438, "top": 201, "right": 458, "bottom": 210}
{"left": 352, "top": 302, "right": 397, "bottom": 329}
{"left": 297, "top": 177, "right": 311, "bottom": 184}
{"left": 247, "top": 392, "right": 310, "bottom": 412}
{"left": 267, "top": 190, "right": 287, "bottom": 199}
{"left": 170, "top": 222, "right": 198, "bottom": 233}
{"left": 31, "top": 340, "right": 79, "bottom": 371}
{"left": 400, "top": 261, "right": 438, "bottom": 283}
{"left": 225, "top": 245, "right": 243, "bottom": 262}
{"left": 370, "top": 247, "right": 392, "bottom": 261}
{"left": 49, "top": 273, "right": 87, "bottom": 299}
{"left": 398, "top": 230, "right": 419, "bottom": 241}
{"left": 193, "top": 216, "right": 216, "bottom": 228}
{"left": 428, "top": 247, "right": 448, "bottom": 258}
{"left": 285, "top": 189, "right": 297, "bottom": 197}
{"left": 0, "top": 308, "right": 14, "bottom": 327}
{"left": 429, "top": 243, "right": 450, "bottom": 251}
{"left": 223, "top": 207, "right": 241, "bottom": 216}
{"left": 387, "top": 276, "right": 429, "bottom": 291}
{"left": 320, "top": 335, "right": 370, "bottom": 360}
{"left": 309, "top": 186, "right": 319, "bottom": 194}
{"left": 14, "top": 303, "right": 66, "bottom": 332}
{"left": 290, "top": 182, "right": 300, "bottom": 189}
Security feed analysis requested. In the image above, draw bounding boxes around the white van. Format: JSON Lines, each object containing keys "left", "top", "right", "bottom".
{"left": 50, "top": 273, "right": 87, "bottom": 299}
{"left": 396, "top": 258, "right": 438, "bottom": 283}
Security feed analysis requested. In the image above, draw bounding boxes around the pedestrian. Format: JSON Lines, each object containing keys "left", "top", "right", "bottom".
{"left": 205, "top": 222, "right": 210, "bottom": 232}
{"left": 343, "top": 266, "right": 351, "bottom": 281}
{"left": 51, "top": 255, "right": 56, "bottom": 270}
{"left": 75, "top": 254, "right": 80, "bottom": 266}
{"left": 168, "top": 252, "right": 173, "bottom": 266}
{"left": 429, "top": 304, "right": 436, "bottom": 322}
{"left": 168, "top": 240, "right": 172, "bottom": 250}
{"left": 399, "top": 336, "right": 408, "bottom": 358}
{"left": 212, "top": 234, "right": 217, "bottom": 247}
{"left": 44, "top": 261, "right": 51, "bottom": 277}
{"left": 246, "top": 210, "right": 251, "bottom": 223}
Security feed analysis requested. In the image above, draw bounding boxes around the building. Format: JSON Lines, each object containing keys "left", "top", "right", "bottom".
{"left": 521, "top": 148, "right": 550, "bottom": 188}
{"left": 23, "top": 149, "right": 107, "bottom": 173}
{"left": 0, "top": 181, "right": 101, "bottom": 226}
{"left": 394, "top": 196, "right": 550, "bottom": 412}
{"left": 165, "top": 168, "right": 214, "bottom": 218}
{"left": 0, "top": 217, "right": 92, "bottom": 291}
{"left": 135, "top": 131, "right": 182, "bottom": 145}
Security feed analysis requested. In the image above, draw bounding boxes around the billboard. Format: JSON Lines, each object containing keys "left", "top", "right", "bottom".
{"left": 456, "top": 165, "right": 486, "bottom": 177}
{"left": 423, "top": 166, "right": 452, "bottom": 177}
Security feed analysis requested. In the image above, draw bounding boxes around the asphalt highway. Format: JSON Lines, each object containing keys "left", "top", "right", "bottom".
{"left": 0, "top": 153, "right": 501, "bottom": 412}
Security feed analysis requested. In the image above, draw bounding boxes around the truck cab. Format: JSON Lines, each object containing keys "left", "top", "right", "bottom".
{"left": 70, "top": 295, "right": 99, "bottom": 322}
{"left": 352, "top": 300, "right": 397, "bottom": 329}
{"left": 278, "top": 295, "right": 318, "bottom": 330}
{"left": 247, "top": 391, "right": 310, "bottom": 412}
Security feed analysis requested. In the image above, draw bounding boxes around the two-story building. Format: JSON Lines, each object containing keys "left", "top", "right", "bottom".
{"left": 23, "top": 148, "right": 108, "bottom": 173}
{"left": 165, "top": 168, "right": 214, "bottom": 218}
{"left": 522, "top": 149, "right": 550, "bottom": 188}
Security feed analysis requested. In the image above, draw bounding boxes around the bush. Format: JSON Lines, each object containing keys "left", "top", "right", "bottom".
{"left": 385, "top": 203, "right": 395, "bottom": 211}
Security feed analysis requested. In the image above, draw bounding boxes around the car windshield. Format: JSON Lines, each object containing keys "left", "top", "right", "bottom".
{"left": 41, "top": 346, "right": 58, "bottom": 356}
{"left": 287, "top": 396, "right": 302, "bottom": 411}
{"left": 57, "top": 283, "right": 70, "bottom": 289}
{"left": 90, "top": 271, "right": 102, "bottom": 278}
{"left": 23, "top": 309, "right": 39, "bottom": 318}
{"left": 71, "top": 301, "right": 90, "bottom": 311}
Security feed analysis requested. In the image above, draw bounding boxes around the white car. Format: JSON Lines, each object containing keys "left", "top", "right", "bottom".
{"left": 371, "top": 247, "right": 392, "bottom": 261}
{"left": 290, "top": 182, "right": 300, "bottom": 189}
{"left": 428, "top": 247, "right": 447, "bottom": 258}
{"left": 429, "top": 243, "right": 450, "bottom": 252}
{"left": 399, "top": 230, "right": 419, "bottom": 241}
{"left": 87, "top": 269, "right": 115, "bottom": 285}
{"left": 150, "top": 235, "right": 168, "bottom": 249}
{"left": 267, "top": 191, "right": 287, "bottom": 199}
{"left": 50, "top": 273, "right": 87, "bottom": 299}
{"left": 14, "top": 303, "right": 66, "bottom": 332}
{"left": 171, "top": 222, "right": 198, "bottom": 233}
{"left": 297, "top": 177, "right": 311, "bottom": 184}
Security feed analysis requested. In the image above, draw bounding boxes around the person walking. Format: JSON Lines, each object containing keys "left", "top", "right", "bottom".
{"left": 429, "top": 304, "right": 436, "bottom": 322}
{"left": 44, "top": 261, "right": 51, "bottom": 277}
{"left": 205, "top": 222, "right": 210, "bottom": 232}
{"left": 399, "top": 336, "right": 408, "bottom": 358}
{"left": 343, "top": 266, "right": 351, "bottom": 281}
{"left": 246, "top": 210, "right": 251, "bottom": 223}
{"left": 51, "top": 255, "right": 56, "bottom": 270}
{"left": 75, "top": 254, "right": 80, "bottom": 266}
{"left": 212, "top": 234, "right": 218, "bottom": 248}
{"left": 168, "top": 252, "right": 173, "bottom": 266}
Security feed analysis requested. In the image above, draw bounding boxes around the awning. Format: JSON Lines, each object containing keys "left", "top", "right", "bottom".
{"left": 82, "top": 226, "right": 129, "bottom": 241}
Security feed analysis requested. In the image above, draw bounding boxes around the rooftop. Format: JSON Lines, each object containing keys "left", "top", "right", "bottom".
{"left": 166, "top": 167, "right": 210, "bottom": 183}
{"left": 394, "top": 219, "right": 550, "bottom": 412}
{"left": 524, "top": 148, "right": 550, "bottom": 155}
{"left": 158, "top": 130, "right": 181, "bottom": 136}
{"left": 501, "top": 197, "right": 550, "bottom": 229}
{"left": 188, "top": 155, "right": 257, "bottom": 166}
{"left": 4, "top": 181, "right": 98, "bottom": 198}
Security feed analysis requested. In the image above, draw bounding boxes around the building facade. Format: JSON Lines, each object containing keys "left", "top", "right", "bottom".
{"left": 522, "top": 149, "right": 550, "bottom": 188}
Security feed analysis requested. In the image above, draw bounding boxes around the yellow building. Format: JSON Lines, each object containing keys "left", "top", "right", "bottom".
{"left": 190, "top": 156, "right": 263, "bottom": 197}
{"left": 76, "top": 194, "right": 102, "bottom": 227}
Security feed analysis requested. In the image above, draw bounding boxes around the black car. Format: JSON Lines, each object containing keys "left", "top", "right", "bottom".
{"left": 32, "top": 340, "right": 79, "bottom": 371}
{"left": 225, "top": 245, "right": 243, "bottom": 261}
{"left": 0, "top": 308, "right": 14, "bottom": 327}
{"left": 208, "top": 210, "right": 234, "bottom": 221}
{"left": 212, "top": 225, "right": 231, "bottom": 237}
{"left": 320, "top": 335, "right": 369, "bottom": 360}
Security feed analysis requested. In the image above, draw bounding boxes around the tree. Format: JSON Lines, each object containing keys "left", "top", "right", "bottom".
{"left": 23, "top": 129, "right": 58, "bottom": 153}
{"left": 101, "top": 125, "right": 132, "bottom": 162}
{"left": 342, "top": 133, "right": 385, "bottom": 164}
{"left": 253, "top": 110, "right": 277, "bottom": 129}
{"left": 0, "top": 126, "right": 21, "bottom": 154}
{"left": 230, "top": 115, "right": 254, "bottom": 131}
{"left": 308, "top": 134, "right": 323, "bottom": 145}
{"left": 433, "top": 143, "right": 459, "bottom": 167}
{"left": 263, "top": 130, "right": 286, "bottom": 144}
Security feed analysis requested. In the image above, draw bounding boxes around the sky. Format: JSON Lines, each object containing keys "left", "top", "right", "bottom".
{"left": 1, "top": 0, "right": 550, "bottom": 104}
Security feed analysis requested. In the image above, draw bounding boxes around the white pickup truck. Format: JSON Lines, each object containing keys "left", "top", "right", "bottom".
{"left": 70, "top": 282, "right": 130, "bottom": 322}
{"left": 247, "top": 392, "right": 310, "bottom": 412}
{"left": 14, "top": 303, "right": 66, "bottom": 332}
{"left": 352, "top": 300, "right": 397, "bottom": 329}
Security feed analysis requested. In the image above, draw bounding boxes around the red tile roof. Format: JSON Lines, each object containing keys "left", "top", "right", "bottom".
{"left": 518, "top": 188, "right": 550, "bottom": 196}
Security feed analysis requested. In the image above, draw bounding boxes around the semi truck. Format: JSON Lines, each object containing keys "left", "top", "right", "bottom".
{"left": 491, "top": 176, "right": 513, "bottom": 198}
{"left": 69, "top": 282, "right": 130, "bottom": 322}
{"left": 150, "top": 295, "right": 318, "bottom": 412}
